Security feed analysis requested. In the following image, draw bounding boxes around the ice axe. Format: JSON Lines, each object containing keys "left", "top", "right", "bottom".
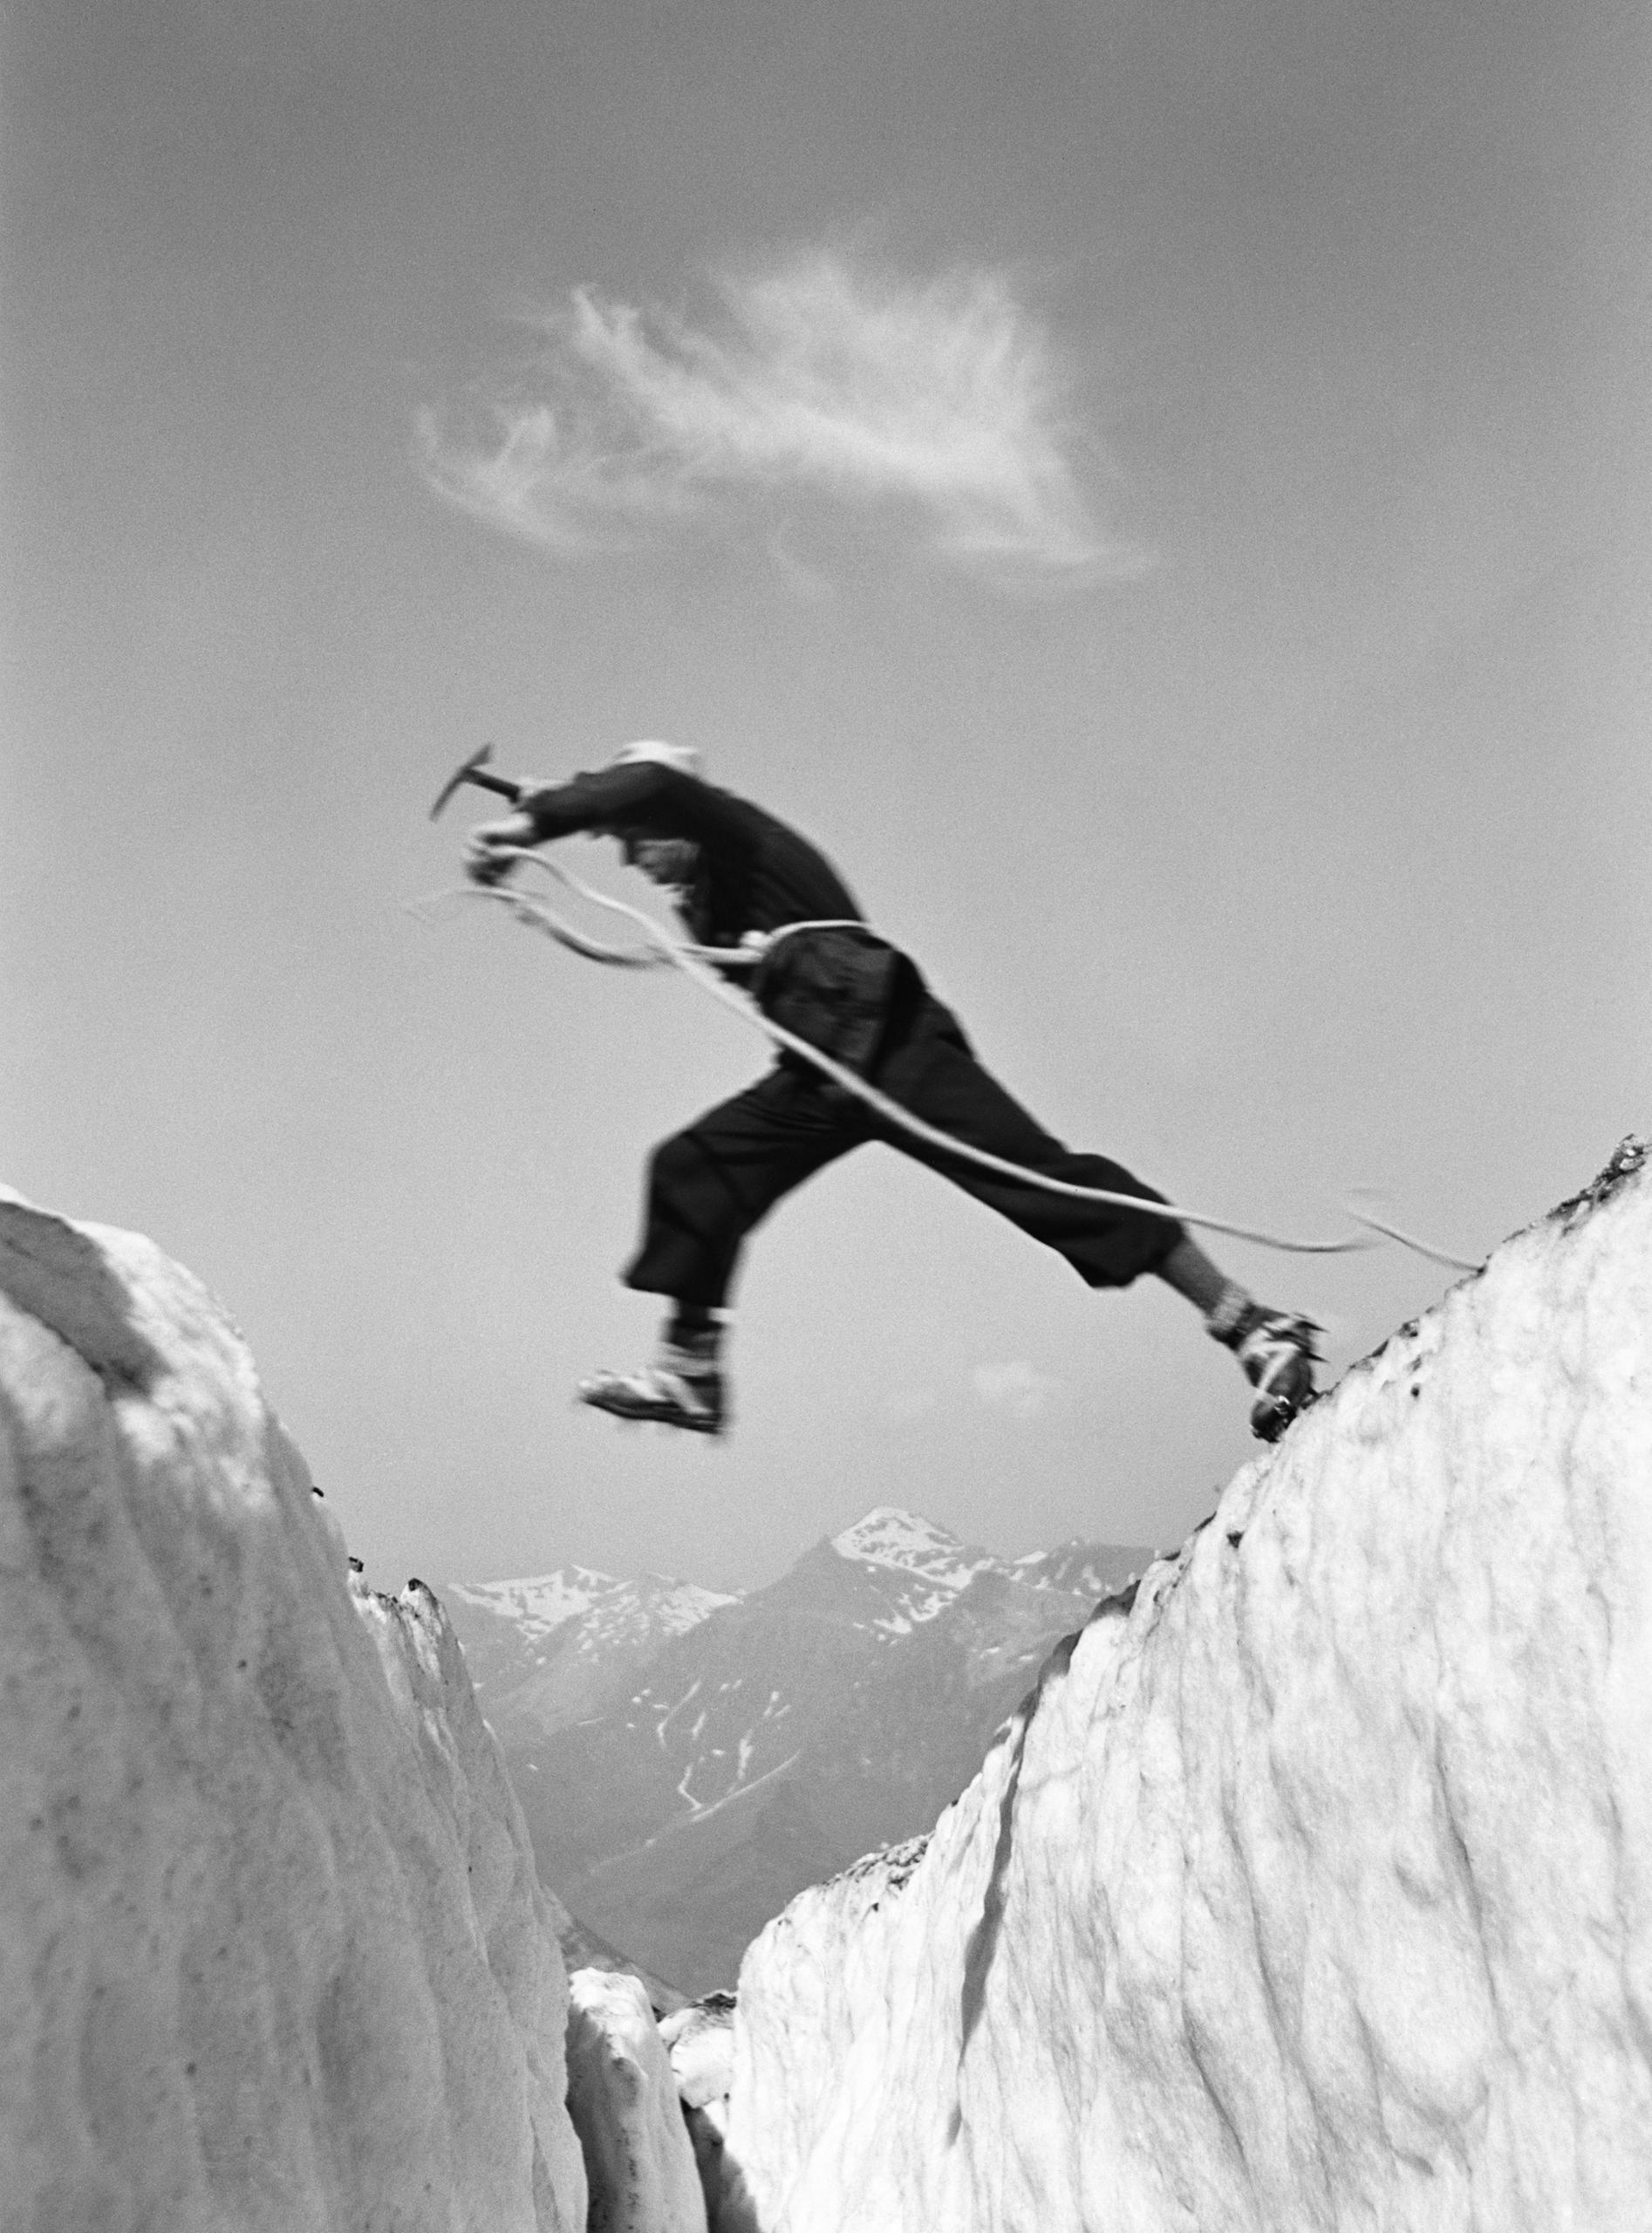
{"left": 427, "top": 743, "right": 529, "bottom": 822}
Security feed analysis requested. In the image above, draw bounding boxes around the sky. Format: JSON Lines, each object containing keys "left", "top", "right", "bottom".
{"left": 4, "top": 0, "right": 1649, "bottom": 1600}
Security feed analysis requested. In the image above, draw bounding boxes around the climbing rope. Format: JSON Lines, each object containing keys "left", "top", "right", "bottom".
{"left": 413, "top": 849, "right": 1492, "bottom": 1269}
{"left": 1341, "top": 1200, "right": 1479, "bottom": 1273}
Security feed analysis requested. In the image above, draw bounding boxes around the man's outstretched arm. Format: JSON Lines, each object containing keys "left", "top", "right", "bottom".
{"left": 466, "top": 762, "right": 722, "bottom": 882}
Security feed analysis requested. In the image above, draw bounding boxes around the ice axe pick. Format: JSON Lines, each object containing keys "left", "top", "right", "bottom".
{"left": 428, "top": 743, "right": 529, "bottom": 821}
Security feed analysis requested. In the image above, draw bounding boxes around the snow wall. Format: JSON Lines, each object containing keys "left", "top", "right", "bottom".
{"left": 722, "top": 1144, "right": 1652, "bottom": 2232}
{"left": 0, "top": 1190, "right": 590, "bottom": 2232}
{"left": 567, "top": 1968, "right": 709, "bottom": 2233}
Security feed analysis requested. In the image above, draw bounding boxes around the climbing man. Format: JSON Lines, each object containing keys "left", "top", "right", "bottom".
{"left": 466, "top": 739, "right": 1320, "bottom": 1442}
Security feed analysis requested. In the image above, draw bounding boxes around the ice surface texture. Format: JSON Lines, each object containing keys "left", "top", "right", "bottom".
{"left": 0, "top": 1190, "right": 588, "bottom": 2233}
{"left": 725, "top": 1148, "right": 1652, "bottom": 2232}
{"left": 567, "top": 1968, "right": 708, "bottom": 2233}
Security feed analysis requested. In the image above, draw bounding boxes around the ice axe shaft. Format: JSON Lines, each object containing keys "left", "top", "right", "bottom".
{"left": 428, "top": 744, "right": 528, "bottom": 821}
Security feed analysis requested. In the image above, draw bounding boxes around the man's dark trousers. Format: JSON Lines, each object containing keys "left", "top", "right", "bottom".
{"left": 623, "top": 946, "right": 1182, "bottom": 1309}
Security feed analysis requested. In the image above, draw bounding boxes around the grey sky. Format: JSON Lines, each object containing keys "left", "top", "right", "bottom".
{"left": 4, "top": 0, "right": 1648, "bottom": 1595}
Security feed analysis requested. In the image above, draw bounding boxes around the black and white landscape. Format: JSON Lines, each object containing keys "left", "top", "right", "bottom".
{"left": 10, "top": 0, "right": 1645, "bottom": 2219}
{"left": 447, "top": 1508, "right": 1152, "bottom": 1991}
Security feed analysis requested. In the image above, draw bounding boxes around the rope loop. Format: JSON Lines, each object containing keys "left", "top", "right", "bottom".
{"left": 413, "top": 848, "right": 1482, "bottom": 1271}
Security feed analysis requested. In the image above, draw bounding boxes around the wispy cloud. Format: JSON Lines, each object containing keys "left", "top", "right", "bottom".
{"left": 973, "top": 1360, "right": 1067, "bottom": 1424}
{"left": 417, "top": 252, "right": 1140, "bottom": 586}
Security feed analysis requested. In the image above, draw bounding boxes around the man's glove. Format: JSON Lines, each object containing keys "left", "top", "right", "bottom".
{"left": 465, "top": 811, "right": 539, "bottom": 886}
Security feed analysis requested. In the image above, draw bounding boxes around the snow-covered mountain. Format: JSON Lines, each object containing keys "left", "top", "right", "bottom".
{"left": 451, "top": 1506, "right": 1152, "bottom": 1993}
{"left": 829, "top": 1506, "right": 993, "bottom": 1601}
{"left": 444, "top": 1564, "right": 740, "bottom": 1746}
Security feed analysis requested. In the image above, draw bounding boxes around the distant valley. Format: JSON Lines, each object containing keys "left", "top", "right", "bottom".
{"left": 446, "top": 1508, "right": 1153, "bottom": 1993}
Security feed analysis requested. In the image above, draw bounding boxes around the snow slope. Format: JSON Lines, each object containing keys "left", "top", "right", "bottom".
{"left": 723, "top": 1144, "right": 1652, "bottom": 2232}
{"left": 0, "top": 1190, "right": 588, "bottom": 2233}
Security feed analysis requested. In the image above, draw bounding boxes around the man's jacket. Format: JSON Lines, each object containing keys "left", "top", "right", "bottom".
{"left": 520, "top": 763, "right": 898, "bottom": 1076}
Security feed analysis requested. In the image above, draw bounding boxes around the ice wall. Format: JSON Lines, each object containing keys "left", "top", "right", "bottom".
{"left": 566, "top": 1968, "right": 707, "bottom": 2233}
{"left": 660, "top": 1996, "right": 738, "bottom": 2230}
{"left": 0, "top": 1191, "right": 588, "bottom": 2233}
{"left": 724, "top": 1144, "right": 1652, "bottom": 2232}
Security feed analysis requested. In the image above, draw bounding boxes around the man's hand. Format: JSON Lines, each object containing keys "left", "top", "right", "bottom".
{"left": 465, "top": 811, "right": 539, "bottom": 885}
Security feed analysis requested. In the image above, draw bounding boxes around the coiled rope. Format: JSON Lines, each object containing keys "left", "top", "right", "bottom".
{"left": 412, "top": 849, "right": 1480, "bottom": 1271}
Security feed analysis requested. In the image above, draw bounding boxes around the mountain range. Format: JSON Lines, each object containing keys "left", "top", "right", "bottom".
{"left": 445, "top": 1507, "right": 1153, "bottom": 1994}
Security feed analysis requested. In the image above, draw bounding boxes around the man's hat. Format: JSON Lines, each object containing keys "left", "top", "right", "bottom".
{"left": 609, "top": 739, "right": 704, "bottom": 778}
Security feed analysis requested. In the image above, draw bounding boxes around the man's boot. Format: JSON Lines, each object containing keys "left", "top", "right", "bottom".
{"left": 1210, "top": 1300, "right": 1321, "bottom": 1442}
{"left": 578, "top": 1307, "right": 727, "bottom": 1435}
